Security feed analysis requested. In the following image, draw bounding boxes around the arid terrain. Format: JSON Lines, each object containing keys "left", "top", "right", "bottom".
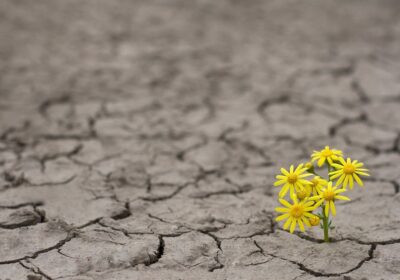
{"left": 1, "top": 0, "right": 400, "bottom": 279}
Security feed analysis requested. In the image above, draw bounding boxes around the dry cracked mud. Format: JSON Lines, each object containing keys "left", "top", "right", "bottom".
{"left": 1, "top": 0, "right": 400, "bottom": 279}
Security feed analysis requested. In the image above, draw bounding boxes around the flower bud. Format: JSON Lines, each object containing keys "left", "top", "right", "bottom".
{"left": 305, "top": 161, "right": 314, "bottom": 173}
{"left": 309, "top": 215, "right": 320, "bottom": 226}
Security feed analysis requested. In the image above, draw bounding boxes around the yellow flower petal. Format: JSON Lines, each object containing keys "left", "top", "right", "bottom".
{"left": 274, "top": 180, "right": 286, "bottom": 186}
{"left": 355, "top": 171, "right": 370, "bottom": 176}
{"left": 330, "top": 163, "right": 342, "bottom": 169}
{"left": 279, "top": 184, "right": 290, "bottom": 198}
{"left": 300, "top": 168, "right": 311, "bottom": 174}
{"left": 304, "top": 207, "right": 315, "bottom": 211}
{"left": 275, "top": 207, "right": 290, "bottom": 213}
{"left": 325, "top": 203, "right": 330, "bottom": 217}
{"left": 291, "top": 193, "right": 299, "bottom": 204}
{"left": 290, "top": 219, "right": 297, "bottom": 233}
{"left": 336, "top": 174, "right": 346, "bottom": 186}
{"left": 335, "top": 189, "right": 346, "bottom": 194}
{"left": 279, "top": 198, "right": 292, "bottom": 208}
{"left": 330, "top": 201, "right": 336, "bottom": 216}
{"left": 330, "top": 172, "right": 343, "bottom": 180}
{"left": 289, "top": 185, "right": 296, "bottom": 199}
{"left": 336, "top": 195, "right": 350, "bottom": 201}
{"left": 313, "top": 199, "right": 324, "bottom": 209}
{"left": 329, "top": 169, "right": 342, "bottom": 175}
{"left": 357, "top": 168, "right": 369, "bottom": 172}
{"left": 303, "top": 201, "right": 314, "bottom": 207}
{"left": 343, "top": 175, "right": 349, "bottom": 188}
{"left": 301, "top": 216, "right": 311, "bottom": 227}
{"left": 303, "top": 212, "right": 314, "bottom": 218}
{"left": 276, "top": 213, "right": 290, "bottom": 221}
{"left": 280, "top": 168, "right": 290, "bottom": 176}
{"left": 294, "top": 164, "right": 303, "bottom": 173}
{"left": 283, "top": 217, "right": 292, "bottom": 230}
{"left": 353, "top": 173, "right": 364, "bottom": 186}
{"left": 349, "top": 175, "right": 354, "bottom": 189}
{"left": 298, "top": 179, "right": 311, "bottom": 185}
{"left": 298, "top": 219, "right": 305, "bottom": 232}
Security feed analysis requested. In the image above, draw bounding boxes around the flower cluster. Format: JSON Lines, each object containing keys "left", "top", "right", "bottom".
{"left": 274, "top": 146, "right": 370, "bottom": 242}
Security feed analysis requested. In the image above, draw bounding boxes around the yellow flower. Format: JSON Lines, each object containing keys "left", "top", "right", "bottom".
{"left": 307, "top": 176, "right": 328, "bottom": 196}
{"left": 311, "top": 146, "right": 343, "bottom": 167}
{"left": 329, "top": 157, "right": 370, "bottom": 189}
{"left": 296, "top": 188, "right": 310, "bottom": 200}
{"left": 296, "top": 176, "right": 326, "bottom": 200}
{"left": 275, "top": 194, "right": 317, "bottom": 233}
{"left": 310, "top": 182, "right": 350, "bottom": 216}
{"left": 274, "top": 164, "right": 312, "bottom": 198}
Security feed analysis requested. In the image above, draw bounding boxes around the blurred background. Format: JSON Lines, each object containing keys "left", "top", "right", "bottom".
{"left": 1, "top": 0, "right": 400, "bottom": 143}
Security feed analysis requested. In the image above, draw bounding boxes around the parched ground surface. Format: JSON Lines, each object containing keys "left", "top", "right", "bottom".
{"left": 1, "top": 0, "right": 400, "bottom": 279}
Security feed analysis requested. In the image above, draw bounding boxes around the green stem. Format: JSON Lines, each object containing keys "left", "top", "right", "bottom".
{"left": 322, "top": 208, "right": 330, "bottom": 242}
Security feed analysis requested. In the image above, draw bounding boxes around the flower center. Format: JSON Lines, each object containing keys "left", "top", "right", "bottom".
{"left": 323, "top": 190, "right": 335, "bottom": 201}
{"left": 290, "top": 205, "right": 304, "bottom": 218}
{"left": 321, "top": 150, "right": 333, "bottom": 157}
{"left": 343, "top": 163, "right": 355, "bottom": 174}
{"left": 287, "top": 174, "right": 298, "bottom": 184}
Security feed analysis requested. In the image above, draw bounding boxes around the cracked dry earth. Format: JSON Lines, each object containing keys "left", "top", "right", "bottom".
{"left": 1, "top": 0, "right": 400, "bottom": 279}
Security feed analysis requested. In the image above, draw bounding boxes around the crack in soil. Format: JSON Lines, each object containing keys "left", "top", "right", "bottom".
{"left": 0, "top": 231, "right": 77, "bottom": 265}
{"left": 253, "top": 240, "right": 376, "bottom": 277}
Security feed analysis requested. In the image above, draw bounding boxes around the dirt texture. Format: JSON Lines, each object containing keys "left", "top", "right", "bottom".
{"left": 1, "top": 0, "right": 400, "bottom": 279}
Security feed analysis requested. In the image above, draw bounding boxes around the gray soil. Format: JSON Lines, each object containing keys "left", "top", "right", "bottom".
{"left": 0, "top": 0, "right": 400, "bottom": 279}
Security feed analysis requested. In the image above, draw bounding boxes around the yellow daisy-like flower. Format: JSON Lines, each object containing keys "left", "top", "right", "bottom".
{"left": 275, "top": 194, "right": 317, "bottom": 233}
{"left": 310, "top": 182, "right": 350, "bottom": 216}
{"left": 274, "top": 164, "right": 312, "bottom": 198}
{"left": 329, "top": 157, "right": 370, "bottom": 189}
{"left": 296, "top": 176, "right": 327, "bottom": 200}
{"left": 296, "top": 188, "right": 310, "bottom": 200}
{"left": 311, "top": 146, "right": 343, "bottom": 167}
{"left": 308, "top": 176, "right": 328, "bottom": 196}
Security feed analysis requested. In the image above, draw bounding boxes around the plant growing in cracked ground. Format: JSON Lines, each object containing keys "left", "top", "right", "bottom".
{"left": 274, "top": 146, "right": 370, "bottom": 242}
